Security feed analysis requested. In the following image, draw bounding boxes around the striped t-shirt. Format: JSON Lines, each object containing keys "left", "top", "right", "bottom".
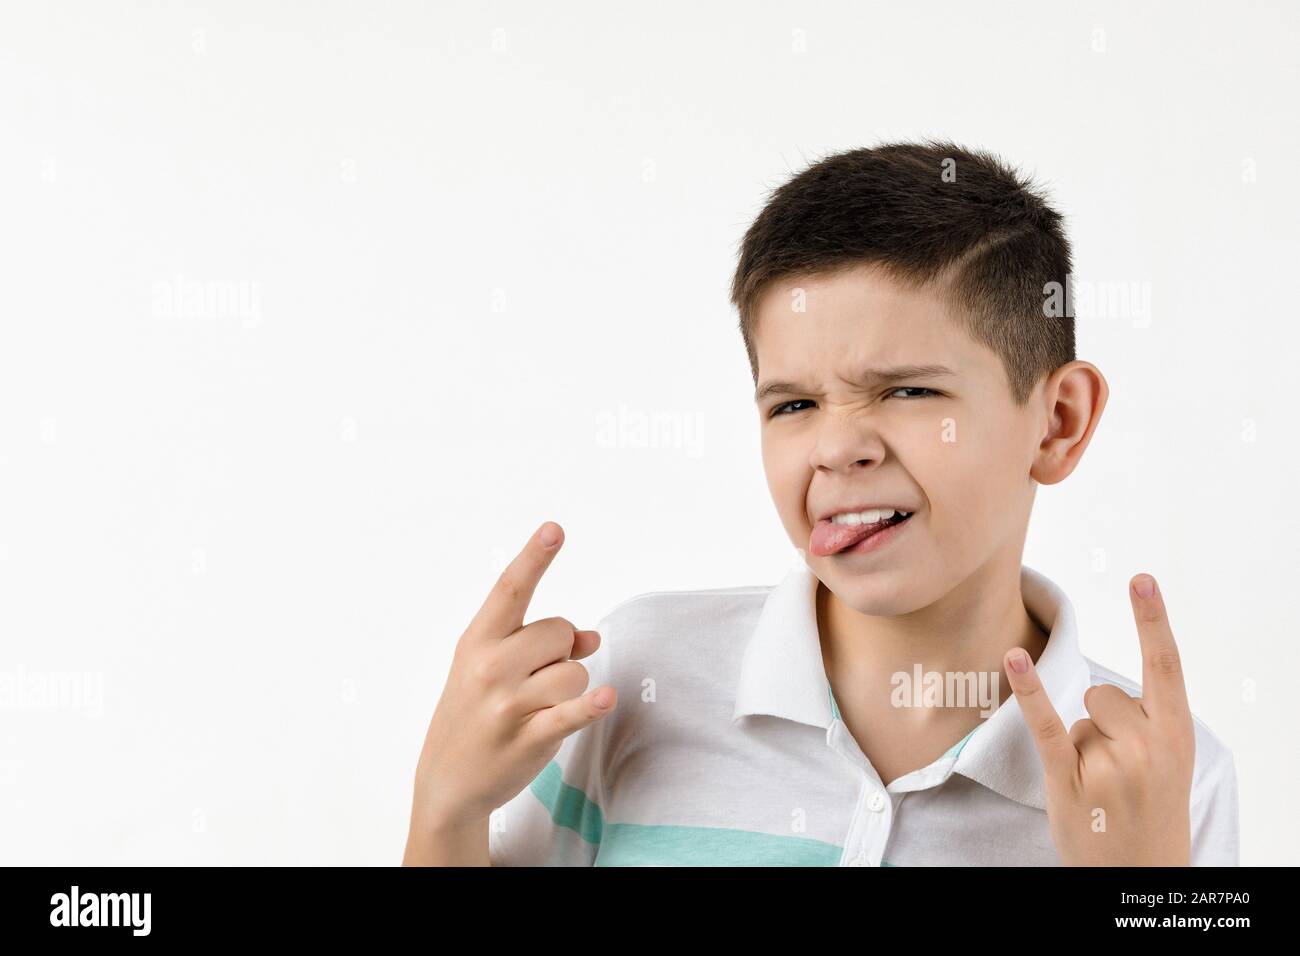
{"left": 487, "top": 559, "right": 1239, "bottom": 866}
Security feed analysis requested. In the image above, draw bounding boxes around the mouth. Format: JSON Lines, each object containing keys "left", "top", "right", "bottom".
{"left": 809, "top": 508, "right": 916, "bottom": 558}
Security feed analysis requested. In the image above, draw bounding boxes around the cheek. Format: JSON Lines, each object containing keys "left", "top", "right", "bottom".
{"left": 760, "top": 433, "right": 790, "bottom": 489}
{"left": 761, "top": 433, "right": 810, "bottom": 521}
{"left": 915, "top": 421, "right": 1024, "bottom": 535}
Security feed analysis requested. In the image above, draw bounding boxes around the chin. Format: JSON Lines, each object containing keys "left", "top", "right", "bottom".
{"left": 813, "top": 560, "right": 927, "bottom": 616}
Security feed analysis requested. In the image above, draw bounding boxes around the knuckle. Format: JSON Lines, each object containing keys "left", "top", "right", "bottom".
{"left": 486, "top": 692, "right": 518, "bottom": 726}
{"left": 563, "top": 660, "right": 591, "bottom": 696}
{"left": 1091, "top": 752, "right": 1123, "bottom": 785}
{"left": 1018, "top": 679, "right": 1044, "bottom": 702}
{"left": 1090, "top": 683, "right": 1118, "bottom": 702}
{"left": 1135, "top": 602, "right": 1164, "bottom": 624}
{"left": 1035, "top": 715, "right": 1065, "bottom": 741}
{"left": 539, "top": 660, "right": 587, "bottom": 699}
{"left": 539, "top": 616, "right": 576, "bottom": 639}
{"left": 1147, "top": 648, "right": 1182, "bottom": 677}
{"left": 495, "top": 570, "right": 522, "bottom": 605}
{"left": 540, "top": 703, "right": 574, "bottom": 739}
{"left": 1123, "top": 735, "right": 1152, "bottom": 766}
{"left": 466, "top": 650, "right": 503, "bottom": 688}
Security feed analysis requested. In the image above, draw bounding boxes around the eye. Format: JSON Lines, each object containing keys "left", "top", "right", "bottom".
{"left": 769, "top": 399, "right": 815, "bottom": 418}
{"left": 888, "top": 387, "right": 937, "bottom": 399}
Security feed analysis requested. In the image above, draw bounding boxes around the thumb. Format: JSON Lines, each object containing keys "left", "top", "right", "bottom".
{"left": 1004, "top": 646, "right": 1077, "bottom": 784}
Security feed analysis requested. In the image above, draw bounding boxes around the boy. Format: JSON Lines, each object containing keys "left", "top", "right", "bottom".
{"left": 403, "top": 141, "right": 1239, "bottom": 866}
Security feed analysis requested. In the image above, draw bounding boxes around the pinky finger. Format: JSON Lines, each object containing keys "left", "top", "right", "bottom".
{"left": 526, "top": 685, "right": 617, "bottom": 747}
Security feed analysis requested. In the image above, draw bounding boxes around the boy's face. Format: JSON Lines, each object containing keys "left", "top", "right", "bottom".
{"left": 753, "top": 262, "right": 1048, "bottom": 616}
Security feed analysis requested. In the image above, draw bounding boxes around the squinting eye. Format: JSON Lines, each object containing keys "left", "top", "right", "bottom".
{"left": 888, "top": 387, "right": 937, "bottom": 399}
{"left": 769, "top": 399, "right": 814, "bottom": 417}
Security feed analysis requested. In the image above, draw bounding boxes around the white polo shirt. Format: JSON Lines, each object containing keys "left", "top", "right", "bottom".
{"left": 488, "top": 559, "right": 1240, "bottom": 866}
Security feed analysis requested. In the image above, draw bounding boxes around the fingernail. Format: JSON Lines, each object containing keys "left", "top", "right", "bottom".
{"left": 592, "top": 687, "right": 612, "bottom": 709}
{"left": 1133, "top": 576, "right": 1155, "bottom": 599}
{"left": 1007, "top": 648, "right": 1029, "bottom": 674}
{"left": 540, "top": 524, "right": 560, "bottom": 548}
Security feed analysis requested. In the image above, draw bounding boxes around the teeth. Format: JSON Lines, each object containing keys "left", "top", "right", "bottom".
{"left": 830, "top": 508, "right": 910, "bottom": 526}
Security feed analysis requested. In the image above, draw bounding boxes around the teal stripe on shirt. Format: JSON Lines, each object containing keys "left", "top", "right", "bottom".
{"left": 943, "top": 727, "right": 978, "bottom": 760}
{"left": 529, "top": 761, "right": 844, "bottom": 865}
{"left": 528, "top": 759, "right": 604, "bottom": 845}
{"left": 596, "top": 822, "right": 843, "bottom": 867}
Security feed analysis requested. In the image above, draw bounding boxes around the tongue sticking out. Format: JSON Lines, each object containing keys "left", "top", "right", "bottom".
{"left": 809, "top": 514, "right": 904, "bottom": 557}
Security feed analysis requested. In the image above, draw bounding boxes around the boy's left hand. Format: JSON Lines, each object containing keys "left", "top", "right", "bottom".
{"left": 1003, "top": 573, "right": 1196, "bottom": 866}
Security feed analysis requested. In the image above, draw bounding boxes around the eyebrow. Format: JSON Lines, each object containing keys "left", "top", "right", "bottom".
{"left": 754, "top": 364, "right": 957, "bottom": 404}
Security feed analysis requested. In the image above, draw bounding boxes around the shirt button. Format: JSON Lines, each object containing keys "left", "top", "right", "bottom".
{"left": 849, "top": 849, "right": 869, "bottom": 866}
{"left": 866, "top": 791, "right": 886, "bottom": 812}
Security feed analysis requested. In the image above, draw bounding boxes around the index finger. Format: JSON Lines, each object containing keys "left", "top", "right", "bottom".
{"left": 1129, "top": 573, "right": 1190, "bottom": 720}
{"left": 1004, "top": 647, "right": 1079, "bottom": 782}
{"left": 466, "top": 521, "right": 565, "bottom": 641}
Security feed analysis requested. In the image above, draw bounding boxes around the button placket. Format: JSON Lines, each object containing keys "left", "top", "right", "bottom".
{"left": 828, "top": 723, "right": 894, "bottom": 867}
{"left": 841, "top": 778, "right": 892, "bottom": 867}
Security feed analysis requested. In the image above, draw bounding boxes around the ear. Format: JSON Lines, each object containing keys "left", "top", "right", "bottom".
{"left": 1030, "top": 361, "right": 1109, "bottom": 485}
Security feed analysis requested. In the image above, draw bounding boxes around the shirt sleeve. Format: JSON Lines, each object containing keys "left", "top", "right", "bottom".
{"left": 1188, "top": 730, "right": 1240, "bottom": 866}
{"left": 488, "top": 610, "right": 615, "bottom": 866}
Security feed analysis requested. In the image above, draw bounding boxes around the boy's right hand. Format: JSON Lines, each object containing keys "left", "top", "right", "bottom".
{"left": 408, "top": 521, "right": 618, "bottom": 835}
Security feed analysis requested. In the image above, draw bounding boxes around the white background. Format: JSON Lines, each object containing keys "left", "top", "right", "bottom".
{"left": 1, "top": 0, "right": 1296, "bottom": 865}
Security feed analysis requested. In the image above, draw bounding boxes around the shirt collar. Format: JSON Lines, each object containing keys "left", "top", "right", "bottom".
{"left": 731, "top": 558, "right": 1093, "bottom": 811}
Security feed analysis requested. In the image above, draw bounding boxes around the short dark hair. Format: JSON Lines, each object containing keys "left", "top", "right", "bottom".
{"left": 729, "top": 140, "right": 1075, "bottom": 405}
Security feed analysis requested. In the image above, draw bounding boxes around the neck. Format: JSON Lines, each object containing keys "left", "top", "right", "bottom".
{"left": 816, "top": 553, "right": 1048, "bottom": 727}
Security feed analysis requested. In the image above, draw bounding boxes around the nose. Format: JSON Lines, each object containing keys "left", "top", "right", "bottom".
{"left": 808, "top": 411, "right": 886, "bottom": 473}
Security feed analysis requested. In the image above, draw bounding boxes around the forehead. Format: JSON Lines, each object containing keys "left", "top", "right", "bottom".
{"left": 752, "top": 262, "right": 971, "bottom": 371}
